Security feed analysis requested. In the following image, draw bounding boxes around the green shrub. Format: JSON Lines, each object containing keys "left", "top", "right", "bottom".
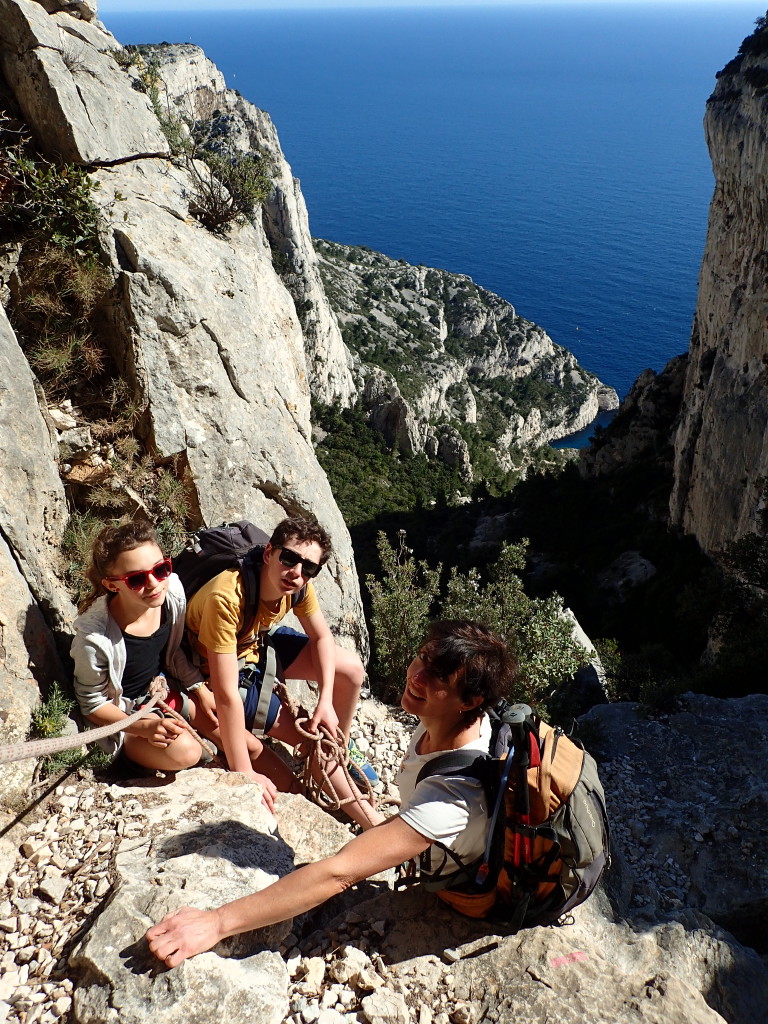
{"left": 32, "top": 681, "right": 75, "bottom": 739}
{"left": 15, "top": 244, "right": 112, "bottom": 398}
{"left": 441, "top": 541, "right": 587, "bottom": 709}
{"left": 61, "top": 511, "right": 104, "bottom": 606}
{"left": 31, "top": 681, "right": 96, "bottom": 778}
{"left": 0, "top": 128, "right": 101, "bottom": 256}
{"left": 187, "top": 149, "right": 271, "bottom": 233}
{"left": 366, "top": 531, "right": 441, "bottom": 702}
{"left": 366, "top": 533, "right": 587, "bottom": 711}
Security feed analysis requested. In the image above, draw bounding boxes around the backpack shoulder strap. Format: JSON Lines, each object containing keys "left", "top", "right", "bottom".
{"left": 239, "top": 547, "right": 263, "bottom": 639}
{"left": 416, "top": 750, "right": 489, "bottom": 786}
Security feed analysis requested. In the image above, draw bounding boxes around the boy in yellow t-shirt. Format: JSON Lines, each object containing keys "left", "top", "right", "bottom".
{"left": 186, "top": 516, "right": 382, "bottom": 830}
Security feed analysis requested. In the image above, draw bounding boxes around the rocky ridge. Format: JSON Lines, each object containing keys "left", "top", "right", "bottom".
{"left": 316, "top": 240, "right": 618, "bottom": 473}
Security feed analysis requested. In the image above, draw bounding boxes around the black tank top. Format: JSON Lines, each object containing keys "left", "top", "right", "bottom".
{"left": 120, "top": 610, "right": 171, "bottom": 701}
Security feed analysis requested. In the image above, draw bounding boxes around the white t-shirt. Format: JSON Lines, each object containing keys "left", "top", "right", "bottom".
{"left": 396, "top": 716, "right": 491, "bottom": 880}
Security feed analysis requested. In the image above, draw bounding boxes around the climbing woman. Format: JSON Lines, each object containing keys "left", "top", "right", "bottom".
{"left": 146, "top": 620, "right": 516, "bottom": 967}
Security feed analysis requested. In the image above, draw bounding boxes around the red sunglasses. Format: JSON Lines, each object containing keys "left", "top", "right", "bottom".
{"left": 106, "top": 557, "right": 173, "bottom": 591}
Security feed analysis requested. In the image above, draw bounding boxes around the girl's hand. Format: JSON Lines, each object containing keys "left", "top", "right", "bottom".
{"left": 135, "top": 716, "right": 187, "bottom": 747}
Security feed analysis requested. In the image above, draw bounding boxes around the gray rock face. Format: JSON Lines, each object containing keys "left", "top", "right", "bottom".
{"left": 0, "top": 0, "right": 169, "bottom": 164}
{"left": 140, "top": 42, "right": 356, "bottom": 407}
{"left": 0, "top": 302, "right": 74, "bottom": 801}
{"left": 585, "top": 694, "right": 768, "bottom": 955}
{"left": 0, "top": 305, "right": 75, "bottom": 635}
{"left": 363, "top": 368, "right": 422, "bottom": 456}
{"left": 70, "top": 771, "right": 355, "bottom": 1024}
{"left": 36, "top": 0, "right": 97, "bottom": 20}
{"left": 316, "top": 240, "right": 619, "bottom": 472}
{"left": 670, "top": 37, "right": 768, "bottom": 553}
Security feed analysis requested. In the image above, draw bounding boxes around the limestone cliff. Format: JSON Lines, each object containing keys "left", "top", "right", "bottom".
{"left": 317, "top": 239, "right": 618, "bottom": 472}
{"left": 0, "top": 0, "right": 366, "bottom": 781}
{"left": 670, "top": 21, "right": 768, "bottom": 553}
{"left": 135, "top": 43, "right": 357, "bottom": 408}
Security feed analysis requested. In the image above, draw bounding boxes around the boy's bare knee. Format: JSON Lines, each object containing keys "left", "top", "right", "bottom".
{"left": 338, "top": 649, "right": 365, "bottom": 691}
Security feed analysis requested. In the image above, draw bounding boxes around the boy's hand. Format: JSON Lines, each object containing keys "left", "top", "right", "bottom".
{"left": 244, "top": 770, "right": 278, "bottom": 813}
{"left": 308, "top": 700, "right": 340, "bottom": 740}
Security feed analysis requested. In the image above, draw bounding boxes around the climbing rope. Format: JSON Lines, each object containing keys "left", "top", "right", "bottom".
{"left": 293, "top": 717, "right": 376, "bottom": 813}
{"left": 0, "top": 677, "right": 216, "bottom": 766}
{"left": 275, "top": 682, "right": 376, "bottom": 814}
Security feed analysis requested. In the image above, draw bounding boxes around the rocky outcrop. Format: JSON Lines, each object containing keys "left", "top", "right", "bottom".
{"left": 139, "top": 42, "right": 356, "bottom": 407}
{"left": 0, "top": 305, "right": 75, "bottom": 634}
{"left": 670, "top": 25, "right": 768, "bottom": 554}
{"left": 0, "top": 0, "right": 168, "bottom": 164}
{"left": 3, "top": 694, "right": 768, "bottom": 1024}
{"left": 316, "top": 239, "right": 619, "bottom": 470}
{"left": 0, "top": 302, "right": 76, "bottom": 801}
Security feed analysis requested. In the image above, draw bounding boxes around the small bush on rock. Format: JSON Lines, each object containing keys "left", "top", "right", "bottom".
{"left": 366, "top": 531, "right": 441, "bottom": 703}
{"left": 186, "top": 149, "right": 272, "bottom": 234}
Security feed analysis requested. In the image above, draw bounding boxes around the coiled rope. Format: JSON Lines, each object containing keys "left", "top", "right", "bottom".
{"left": 293, "top": 716, "right": 376, "bottom": 813}
{"left": 275, "top": 682, "right": 376, "bottom": 814}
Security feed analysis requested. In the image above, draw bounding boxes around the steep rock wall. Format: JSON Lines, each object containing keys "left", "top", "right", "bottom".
{"left": 141, "top": 43, "right": 357, "bottom": 408}
{"left": 670, "top": 31, "right": 768, "bottom": 553}
{"left": 0, "top": 0, "right": 366, "bottom": 800}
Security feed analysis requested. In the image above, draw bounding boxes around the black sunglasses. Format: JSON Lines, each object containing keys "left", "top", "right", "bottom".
{"left": 106, "top": 557, "right": 173, "bottom": 591}
{"left": 277, "top": 547, "right": 323, "bottom": 579}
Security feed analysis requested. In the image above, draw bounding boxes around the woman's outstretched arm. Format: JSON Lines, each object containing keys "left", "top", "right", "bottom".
{"left": 145, "top": 815, "right": 431, "bottom": 967}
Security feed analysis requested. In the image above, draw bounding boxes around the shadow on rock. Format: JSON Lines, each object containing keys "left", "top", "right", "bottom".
{"left": 154, "top": 819, "right": 296, "bottom": 876}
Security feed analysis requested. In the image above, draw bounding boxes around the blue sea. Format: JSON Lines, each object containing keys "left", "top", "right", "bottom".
{"left": 106, "top": 2, "right": 759, "bottom": 410}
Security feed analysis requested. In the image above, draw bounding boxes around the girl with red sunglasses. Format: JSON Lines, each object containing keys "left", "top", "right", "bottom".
{"left": 70, "top": 521, "right": 277, "bottom": 807}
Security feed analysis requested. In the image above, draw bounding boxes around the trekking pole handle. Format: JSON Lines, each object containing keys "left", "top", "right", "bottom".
{"left": 501, "top": 703, "right": 532, "bottom": 726}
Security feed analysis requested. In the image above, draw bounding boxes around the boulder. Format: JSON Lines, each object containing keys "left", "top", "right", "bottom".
{"left": 0, "top": 0, "right": 168, "bottom": 164}
{"left": 70, "top": 772, "right": 355, "bottom": 1024}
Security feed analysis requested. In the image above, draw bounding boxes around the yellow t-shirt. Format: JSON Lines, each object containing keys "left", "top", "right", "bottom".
{"left": 185, "top": 568, "right": 319, "bottom": 673}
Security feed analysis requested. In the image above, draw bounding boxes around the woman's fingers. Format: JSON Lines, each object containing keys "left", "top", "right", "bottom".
{"left": 145, "top": 907, "right": 222, "bottom": 965}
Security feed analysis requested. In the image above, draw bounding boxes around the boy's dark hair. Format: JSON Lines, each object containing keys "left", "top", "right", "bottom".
{"left": 420, "top": 620, "right": 517, "bottom": 723}
{"left": 80, "top": 520, "right": 160, "bottom": 613}
{"left": 270, "top": 516, "right": 333, "bottom": 565}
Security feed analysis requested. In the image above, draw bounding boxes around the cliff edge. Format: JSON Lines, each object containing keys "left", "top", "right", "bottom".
{"left": 670, "top": 19, "right": 768, "bottom": 553}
